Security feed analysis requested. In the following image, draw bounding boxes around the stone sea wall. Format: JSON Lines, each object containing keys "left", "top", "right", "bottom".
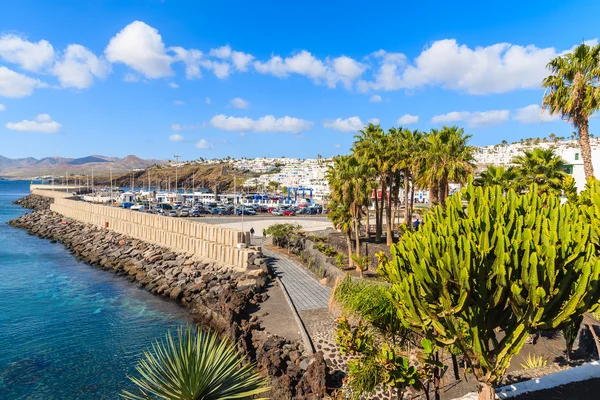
{"left": 9, "top": 208, "right": 328, "bottom": 399}
{"left": 13, "top": 193, "right": 55, "bottom": 210}
{"left": 29, "top": 189, "right": 255, "bottom": 271}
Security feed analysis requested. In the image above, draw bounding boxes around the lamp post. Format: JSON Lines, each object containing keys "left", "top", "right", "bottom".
{"left": 173, "top": 154, "right": 181, "bottom": 194}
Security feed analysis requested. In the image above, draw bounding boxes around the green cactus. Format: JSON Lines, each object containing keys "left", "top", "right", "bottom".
{"left": 378, "top": 177, "right": 600, "bottom": 400}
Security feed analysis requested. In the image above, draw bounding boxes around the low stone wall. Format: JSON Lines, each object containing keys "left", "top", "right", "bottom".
{"left": 8, "top": 209, "right": 328, "bottom": 399}
{"left": 300, "top": 239, "right": 347, "bottom": 287}
{"left": 32, "top": 189, "right": 255, "bottom": 271}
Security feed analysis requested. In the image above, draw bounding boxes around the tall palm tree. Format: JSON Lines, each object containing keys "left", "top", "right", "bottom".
{"left": 474, "top": 165, "right": 517, "bottom": 192}
{"left": 122, "top": 327, "right": 269, "bottom": 400}
{"left": 394, "top": 129, "right": 424, "bottom": 229}
{"left": 512, "top": 148, "right": 567, "bottom": 195}
{"left": 542, "top": 42, "right": 600, "bottom": 178}
{"left": 327, "top": 155, "right": 368, "bottom": 267}
{"left": 353, "top": 124, "right": 387, "bottom": 242}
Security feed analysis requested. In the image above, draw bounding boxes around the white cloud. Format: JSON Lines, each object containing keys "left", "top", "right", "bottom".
{"left": 0, "top": 34, "right": 54, "bottom": 72}
{"left": 169, "top": 82, "right": 179, "bottom": 88}
{"left": 170, "top": 46, "right": 203, "bottom": 79}
{"left": 170, "top": 123, "right": 200, "bottom": 131}
{"left": 334, "top": 144, "right": 341, "bottom": 148}
{"left": 105, "top": 21, "right": 173, "bottom": 78}
{"left": 230, "top": 97, "right": 249, "bottom": 109}
{"left": 6, "top": 113, "right": 62, "bottom": 133}
{"left": 231, "top": 51, "right": 254, "bottom": 71}
{"left": 323, "top": 116, "right": 364, "bottom": 132}
{"left": 0, "top": 104, "right": 5, "bottom": 111}
{"left": 369, "top": 94, "right": 382, "bottom": 103}
{"left": 368, "top": 118, "right": 380, "bottom": 125}
{"left": 173, "top": 100, "right": 184, "bottom": 105}
{"left": 254, "top": 51, "right": 366, "bottom": 89}
{"left": 210, "top": 114, "right": 313, "bottom": 134}
{"left": 52, "top": 44, "right": 110, "bottom": 89}
{"left": 0, "top": 66, "right": 47, "bottom": 98}
{"left": 205, "top": 97, "right": 211, "bottom": 104}
{"left": 514, "top": 104, "right": 560, "bottom": 124}
{"left": 169, "top": 133, "right": 184, "bottom": 141}
{"left": 431, "top": 110, "right": 510, "bottom": 128}
{"left": 397, "top": 114, "right": 419, "bottom": 125}
{"left": 208, "top": 45, "right": 254, "bottom": 72}
{"left": 196, "top": 139, "right": 213, "bottom": 149}
{"left": 170, "top": 124, "right": 183, "bottom": 131}
{"left": 370, "top": 39, "right": 563, "bottom": 94}
{"left": 209, "top": 45, "right": 232, "bottom": 59}
{"left": 198, "top": 60, "right": 231, "bottom": 79}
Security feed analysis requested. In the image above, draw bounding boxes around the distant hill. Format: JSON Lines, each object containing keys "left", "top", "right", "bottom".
{"left": 0, "top": 154, "right": 168, "bottom": 178}
{"left": 67, "top": 156, "right": 111, "bottom": 165}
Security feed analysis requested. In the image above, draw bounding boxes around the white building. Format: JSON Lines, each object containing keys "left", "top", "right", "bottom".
{"left": 475, "top": 139, "right": 600, "bottom": 192}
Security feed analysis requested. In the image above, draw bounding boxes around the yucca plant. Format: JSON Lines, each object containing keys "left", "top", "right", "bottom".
{"left": 122, "top": 326, "right": 269, "bottom": 400}
{"left": 519, "top": 353, "right": 548, "bottom": 370}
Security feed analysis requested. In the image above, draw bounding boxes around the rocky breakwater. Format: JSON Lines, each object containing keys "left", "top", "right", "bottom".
{"left": 8, "top": 208, "right": 329, "bottom": 399}
{"left": 13, "top": 194, "right": 54, "bottom": 210}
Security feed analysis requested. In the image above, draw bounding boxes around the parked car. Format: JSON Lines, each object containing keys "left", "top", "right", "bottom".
{"left": 296, "top": 207, "right": 309, "bottom": 215}
{"left": 237, "top": 208, "right": 256, "bottom": 216}
{"left": 271, "top": 209, "right": 283, "bottom": 216}
{"left": 168, "top": 210, "right": 177, "bottom": 217}
{"left": 180, "top": 210, "right": 189, "bottom": 217}
{"left": 282, "top": 210, "right": 296, "bottom": 216}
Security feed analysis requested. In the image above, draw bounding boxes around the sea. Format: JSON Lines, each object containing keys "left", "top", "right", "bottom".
{"left": 0, "top": 180, "right": 190, "bottom": 399}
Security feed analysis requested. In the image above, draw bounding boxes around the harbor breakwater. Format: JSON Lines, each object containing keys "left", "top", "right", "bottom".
{"left": 10, "top": 195, "right": 329, "bottom": 399}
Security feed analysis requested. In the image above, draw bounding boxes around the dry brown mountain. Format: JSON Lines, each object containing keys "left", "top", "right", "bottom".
{"left": 0, "top": 154, "right": 167, "bottom": 178}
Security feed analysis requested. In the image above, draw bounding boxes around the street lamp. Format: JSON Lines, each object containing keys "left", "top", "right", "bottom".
{"left": 173, "top": 154, "right": 181, "bottom": 194}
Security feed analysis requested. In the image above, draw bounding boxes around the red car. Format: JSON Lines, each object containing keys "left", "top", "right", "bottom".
{"left": 282, "top": 210, "right": 296, "bottom": 216}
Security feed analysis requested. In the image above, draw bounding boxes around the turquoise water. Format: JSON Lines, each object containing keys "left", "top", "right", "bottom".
{"left": 0, "top": 180, "right": 190, "bottom": 399}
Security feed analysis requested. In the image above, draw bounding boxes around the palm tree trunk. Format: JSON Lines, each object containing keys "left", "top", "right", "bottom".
{"left": 365, "top": 205, "right": 370, "bottom": 238}
{"left": 430, "top": 181, "right": 439, "bottom": 205}
{"left": 374, "top": 186, "right": 381, "bottom": 242}
{"left": 408, "top": 182, "right": 415, "bottom": 228}
{"left": 579, "top": 119, "right": 595, "bottom": 178}
{"left": 439, "top": 177, "right": 448, "bottom": 210}
{"left": 354, "top": 212, "right": 361, "bottom": 257}
{"left": 386, "top": 180, "right": 394, "bottom": 246}
{"left": 378, "top": 181, "right": 387, "bottom": 242}
{"left": 403, "top": 170, "right": 410, "bottom": 225}
{"left": 346, "top": 231, "right": 354, "bottom": 269}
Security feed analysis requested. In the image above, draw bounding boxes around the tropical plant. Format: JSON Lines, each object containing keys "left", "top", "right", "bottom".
{"left": 378, "top": 178, "right": 600, "bottom": 400}
{"left": 542, "top": 42, "right": 600, "bottom": 178}
{"left": 122, "top": 326, "right": 269, "bottom": 400}
{"left": 512, "top": 148, "right": 567, "bottom": 195}
{"left": 519, "top": 353, "right": 548, "bottom": 370}
{"left": 474, "top": 165, "right": 517, "bottom": 192}
{"left": 394, "top": 129, "right": 424, "bottom": 229}
{"left": 350, "top": 254, "right": 370, "bottom": 277}
{"left": 334, "top": 253, "right": 345, "bottom": 268}
{"left": 264, "top": 223, "right": 302, "bottom": 248}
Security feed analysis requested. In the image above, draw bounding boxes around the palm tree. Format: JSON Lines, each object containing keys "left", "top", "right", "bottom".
{"left": 394, "top": 129, "right": 424, "bottom": 229}
{"left": 512, "top": 148, "right": 567, "bottom": 196}
{"left": 542, "top": 42, "right": 600, "bottom": 178}
{"left": 474, "top": 165, "right": 517, "bottom": 192}
{"left": 122, "top": 327, "right": 269, "bottom": 400}
{"left": 418, "top": 126, "right": 475, "bottom": 209}
{"left": 353, "top": 124, "right": 387, "bottom": 242}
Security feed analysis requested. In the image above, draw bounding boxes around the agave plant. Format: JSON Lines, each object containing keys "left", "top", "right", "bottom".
{"left": 519, "top": 353, "right": 548, "bottom": 370}
{"left": 122, "top": 326, "right": 269, "bottom": 400}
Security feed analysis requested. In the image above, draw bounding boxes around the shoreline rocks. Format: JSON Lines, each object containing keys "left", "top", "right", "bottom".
{"left": 8, "top": 206, "right": 329, "bottom": 399}
{"left": 13, "top": 194, "right": 54, "bottom": 210}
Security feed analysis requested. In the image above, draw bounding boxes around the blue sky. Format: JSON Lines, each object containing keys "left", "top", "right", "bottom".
{"left": 0, "top": 0, "right": 598, "bottom": 160}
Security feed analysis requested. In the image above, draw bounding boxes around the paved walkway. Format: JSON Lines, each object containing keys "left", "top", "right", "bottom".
{"left": 261, "top": 246, "right": 331, "bottom": 311}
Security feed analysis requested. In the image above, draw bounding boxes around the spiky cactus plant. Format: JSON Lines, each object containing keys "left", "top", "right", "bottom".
{"left": 378, "top": 178, "right": 600, "bottom": 400}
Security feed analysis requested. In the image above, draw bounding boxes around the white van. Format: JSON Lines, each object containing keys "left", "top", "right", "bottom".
{"left": 130, "top": 204, "right": 146, "bottom": 212}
